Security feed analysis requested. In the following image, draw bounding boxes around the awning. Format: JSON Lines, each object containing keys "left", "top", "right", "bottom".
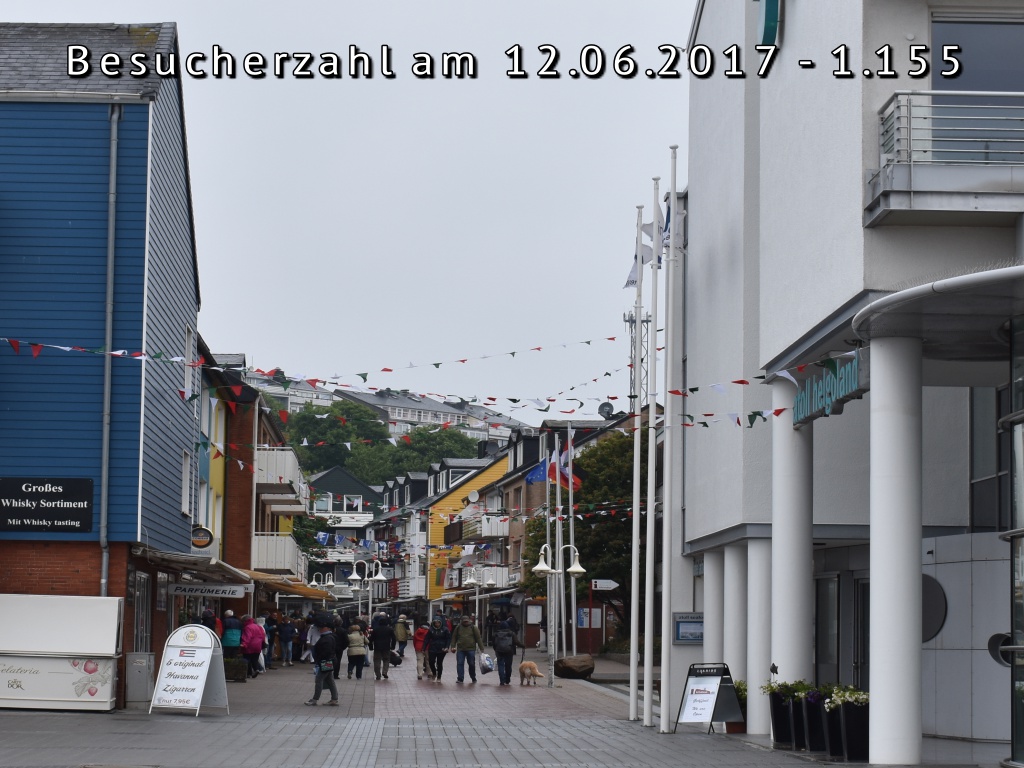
{"left": 239, "top": 568, "right": 332, "bottom": 600}
{"left": 134, "top": 547, "right": 252, "bottom": 583}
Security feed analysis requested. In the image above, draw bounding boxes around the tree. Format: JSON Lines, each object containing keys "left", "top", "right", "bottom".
{"left": 522, "top": 430, "right": 650, "bottom": 639}
{"left": 345, "top": 425, "right": 478, "bottom": 486}
{"left": 283, "top": 400, "right": 391, "bottom": 474}
{"left": 291, "top": 513, "right": 333, "bottom": 564}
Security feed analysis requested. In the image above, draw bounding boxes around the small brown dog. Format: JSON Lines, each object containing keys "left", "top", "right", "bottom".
{"left": 519, "top": 661, "right": 545, "bottom": 685}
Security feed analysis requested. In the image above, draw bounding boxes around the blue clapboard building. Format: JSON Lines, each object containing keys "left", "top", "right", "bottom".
{"left": 0, "top": 26, "right": 246, "bottom": 695}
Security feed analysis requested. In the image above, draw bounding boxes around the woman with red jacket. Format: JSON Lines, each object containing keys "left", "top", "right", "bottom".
{"left": 412, "top": 622, "right": 430, "bottom": 680}
{"left": 240, "top": 614, "right": 266, "bottom": 679}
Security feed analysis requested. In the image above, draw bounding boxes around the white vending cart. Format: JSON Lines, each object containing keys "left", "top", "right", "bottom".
{"left": 0, "top": 593, "right": 123, "bottom": 711}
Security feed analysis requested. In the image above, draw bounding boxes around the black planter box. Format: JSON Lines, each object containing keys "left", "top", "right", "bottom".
{"left": 822, "top": 705, "right": 845, "bottom": 759}
{"left": 801, "top": 698, "right": 828, "bottom": 752}
{"left": 768, "top": 692, "right": 793, "bottom": 747}
{"left": 840, "top": 702, "right": 869, "bottom": 762}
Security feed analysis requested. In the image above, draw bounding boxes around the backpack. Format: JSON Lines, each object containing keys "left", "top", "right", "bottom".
{"left": 494, "top": 629, "right": 514, "bottom": 654}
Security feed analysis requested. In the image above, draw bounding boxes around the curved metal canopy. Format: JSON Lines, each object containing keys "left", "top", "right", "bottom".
{"left": 853, "top": 265, "right": 1024, "bottom": 362}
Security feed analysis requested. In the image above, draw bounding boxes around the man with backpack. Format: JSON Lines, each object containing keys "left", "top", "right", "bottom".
{"left": 491, "top": 620, "right": 519, "bottom": 686}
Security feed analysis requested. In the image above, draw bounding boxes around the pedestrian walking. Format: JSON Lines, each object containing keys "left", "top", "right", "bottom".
{"left": 278, "top": 616, "right": 297, "bottom": 666}
{"left": 394, "top": 614, "right": 411, "bottom": 657}
{"left": 425, "top": 617, "right": 451, "bottom": 682}
{"left": 449, "top": 614, "right": 484, "bottom": 683}
{"left": 369, "top": 612, "right": 397, "bottom": 680}
{"left": 304, "top": 617, "right": 339, "bottom": 707}
{"left": 491, "top": 620, "right": 519, "bottom": 686}
{"left": 240, "top": 614, "right": 266, "bottom": 679}
{"left": 345, "top": 623, "right": 367, "bottom": 680}
{"left": 412, "top": 622, "right": 431, "bottom": 680}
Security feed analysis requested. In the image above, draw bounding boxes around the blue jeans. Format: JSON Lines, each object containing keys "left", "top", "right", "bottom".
{"left": 495, "top": 652, "right": 514, "bottom": 684}
{"left": 456, "top": 649, "right": 477, "bottom": 682}
{"left": 280, "top": 640, "right": 293, "bottom": 662}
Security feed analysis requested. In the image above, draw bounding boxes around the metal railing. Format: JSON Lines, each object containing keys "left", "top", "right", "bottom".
{"left": 879, "top": 90, "right": 1024, "bottom": 167}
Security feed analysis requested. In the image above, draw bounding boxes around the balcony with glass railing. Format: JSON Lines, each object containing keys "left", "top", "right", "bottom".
{"left": 865, "top": 91, "right": 1024, "bottom": 227}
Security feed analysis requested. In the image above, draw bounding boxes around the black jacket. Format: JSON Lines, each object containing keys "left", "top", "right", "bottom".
{"left": 369, "top": 624, "right": 396, "bottom": 652}
{"left": 313, "top": 630, "right": 338, "bottom": 664}
{"left": 425, "top": 625, "right": 451, "bottom": 654}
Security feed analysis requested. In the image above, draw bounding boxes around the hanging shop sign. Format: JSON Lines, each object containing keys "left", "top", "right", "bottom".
{"left": 167, "top": 583, "right": 251, "bottom": 598}
{"left": 0, "top": 478, "right": 93, "bottom": 532}
{"left": 792, "top": 349, "right": 869, "bottom": 428}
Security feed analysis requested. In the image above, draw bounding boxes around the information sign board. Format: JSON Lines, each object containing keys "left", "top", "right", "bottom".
{"left": 674, "top": 663, "right": 744, "bottom": 733}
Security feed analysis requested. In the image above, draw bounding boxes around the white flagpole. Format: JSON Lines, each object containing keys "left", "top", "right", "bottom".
{"left": 628, "top": 205, "right": 645, "bottom": 721}
{"left": 554, "top": 434, "right": 567, "bottom": 660}
{"left": 567, "top": 422, "right": 577, "bottom": 656}
{"left": 660, "top": 146, "right": 681, "bottom": 732}
{"left": 643, "top": 177, "right": 661, "bottom": 727}
{"left": 545, "top": 439, "right": 552, "bottom": 662}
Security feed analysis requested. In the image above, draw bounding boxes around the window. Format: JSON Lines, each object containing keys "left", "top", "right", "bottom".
{"left": 970, "top": 386, "right": 1011, "bottom": 531}
{"left": 344, "top": 495, "right": 361, "bottom": 512}
{"left": 931, "top": 19, "right": 1024, "bottom": 163}
{"left": 181, "top": 449, "right": 192, "bottom": 520}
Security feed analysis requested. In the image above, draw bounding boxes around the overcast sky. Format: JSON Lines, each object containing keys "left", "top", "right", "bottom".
{"left": 17, "top": 1, "right": 695, "bottom": 426}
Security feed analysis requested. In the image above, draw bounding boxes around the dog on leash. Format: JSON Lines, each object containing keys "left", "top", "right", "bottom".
{"left": 519, "top": 661, "right": 545, "bottom": 685}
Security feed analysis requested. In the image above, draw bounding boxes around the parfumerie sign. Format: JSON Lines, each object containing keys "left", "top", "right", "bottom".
{"left": 0, "top": 478, "right": 93, "bottom": 532}
{"left": 792, "top": 349, "right": 870, "bottom": 428}
{"left": 168, "top": 584, "right": 249, "bottom": 598}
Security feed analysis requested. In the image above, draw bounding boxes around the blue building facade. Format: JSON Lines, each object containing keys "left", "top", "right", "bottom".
{"left": 0, "top": 24, "right": 200, "bottom": 553}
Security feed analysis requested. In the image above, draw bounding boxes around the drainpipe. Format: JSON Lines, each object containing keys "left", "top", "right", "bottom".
{"left": 100, "top": 103, "right": 122, "bottom": 596}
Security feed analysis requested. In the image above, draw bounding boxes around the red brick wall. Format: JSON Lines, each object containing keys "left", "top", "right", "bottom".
{"left": 223, "top": 408, "right": 255, "bottom": 572}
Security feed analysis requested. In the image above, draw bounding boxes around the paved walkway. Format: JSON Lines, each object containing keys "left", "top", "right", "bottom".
{"left": 0, "top": 648, "right": 1007, "bottom": 768}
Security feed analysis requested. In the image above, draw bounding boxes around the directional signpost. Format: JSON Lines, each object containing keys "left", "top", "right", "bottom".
{"left": 587, "top": 580, "right": 620, "bottom": 653}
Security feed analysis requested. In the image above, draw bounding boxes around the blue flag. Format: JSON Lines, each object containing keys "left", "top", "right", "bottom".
{"left": 524, "top": 460, "right": 547, "bottom": 485}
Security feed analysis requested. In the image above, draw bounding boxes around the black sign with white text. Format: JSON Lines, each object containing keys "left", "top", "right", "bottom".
{"left": 0, "top": 478, "right": 94, "bottom": 532}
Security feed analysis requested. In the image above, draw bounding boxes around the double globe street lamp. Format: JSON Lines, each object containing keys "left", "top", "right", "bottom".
{"left": 347, "top": 559, "right": 387, "bottom": 618}
{"left": 532, "top": 543, "right": 585, "bottom": 687}
{"left": 463, "top": 565, "right": 497, "bottom": 628}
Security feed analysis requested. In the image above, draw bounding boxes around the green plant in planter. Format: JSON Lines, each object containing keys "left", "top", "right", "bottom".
{"left": 760, "top": 678, "right": 813, "bottom": 701}
{"left": 734, "top": 679, "right": 748, "bottom": 714}
{"left": 823, "top": 685, "right": 869, "bottom": 711}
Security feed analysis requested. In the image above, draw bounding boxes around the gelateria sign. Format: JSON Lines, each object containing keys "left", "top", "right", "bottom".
{"left": 792, "top": 349, "right": 869, "bottom": 428}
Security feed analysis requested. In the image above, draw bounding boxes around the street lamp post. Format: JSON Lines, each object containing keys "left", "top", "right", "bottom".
{"left": 532, "top": 543, "right": 586, "bottom": 687}
{"left": 309, "top": 573, "right": 336, "bottom": 608}
{"left": 349, "top": 559, "right": 387, "bottom": 618}
{"left": 463, "top": 565, "right": 497, "bottom": 630}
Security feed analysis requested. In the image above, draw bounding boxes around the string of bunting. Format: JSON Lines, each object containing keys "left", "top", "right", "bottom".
{"left": 0, "top": 333, "right": 853, "bottom": 423}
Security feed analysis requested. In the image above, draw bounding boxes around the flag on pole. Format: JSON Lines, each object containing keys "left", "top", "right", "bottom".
{"left": 548, "top": 444, "right": 583, "bottom": 492}
{"left": 524, "top": 459, "right": 547, "bottom": 485}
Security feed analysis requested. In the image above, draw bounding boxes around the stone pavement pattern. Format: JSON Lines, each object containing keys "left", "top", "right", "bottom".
{"left": 0, "top": 648, "right": 1006, "bottom": 768}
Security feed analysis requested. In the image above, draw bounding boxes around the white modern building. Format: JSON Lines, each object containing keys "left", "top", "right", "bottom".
{"left": 676, "top": 1, "right": 1024, "bottom": 764}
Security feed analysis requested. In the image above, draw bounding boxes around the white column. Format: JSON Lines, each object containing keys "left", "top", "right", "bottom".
{"left": 770, "top": 379, "right": 814, "bottom": 682}
{"left": 723, "top": 543, "right": 748, "bottom": 680}
{"left": 703, "top": 550, "right": 724, "bottom": 662}
{"left": 869, "top": 337, "right": 922, "bottom": 765}
{"left": 746, "top": 538, "right": 772, "bottom": 735}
